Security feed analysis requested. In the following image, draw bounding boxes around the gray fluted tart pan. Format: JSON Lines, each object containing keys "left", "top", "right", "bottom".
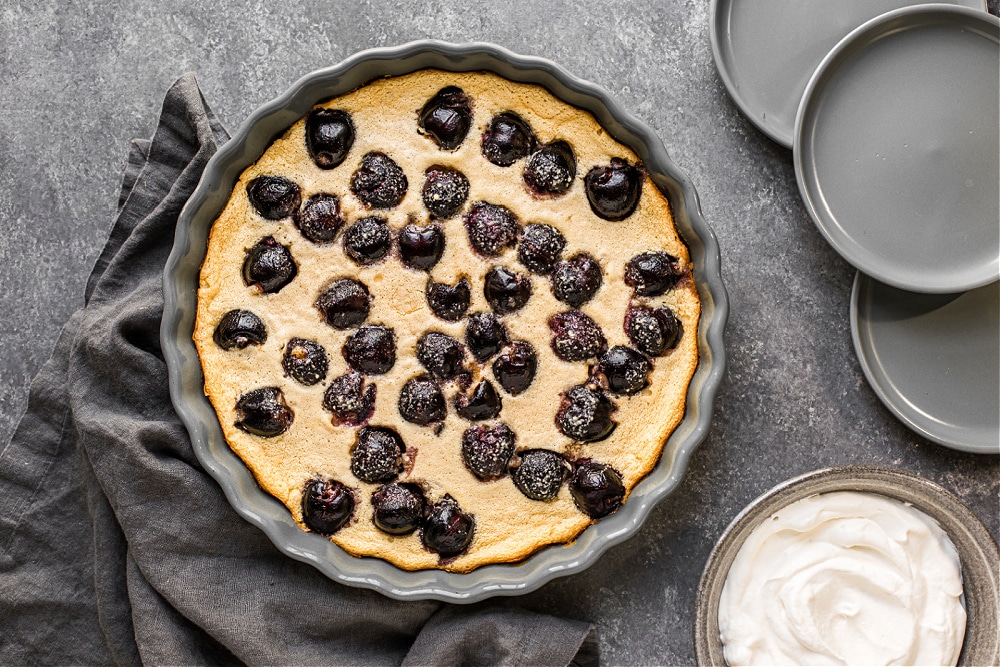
{"left": 161, "top": 40, "right": 728, "bottom": 602}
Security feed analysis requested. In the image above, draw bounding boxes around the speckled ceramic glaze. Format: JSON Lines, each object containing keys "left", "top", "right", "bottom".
{"left": 161, "top": 41, "right": 728, "bottom": 602}
{"left": 694, "top": 466, "right": 1000, "bottom": 666}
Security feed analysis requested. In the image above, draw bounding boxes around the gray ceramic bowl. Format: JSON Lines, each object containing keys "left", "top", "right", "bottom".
{"left": 161, "top": 41, "right": 728, "bottom": 603}
{"left": 694, "top": 466, "right": 1000, "bottom": 666}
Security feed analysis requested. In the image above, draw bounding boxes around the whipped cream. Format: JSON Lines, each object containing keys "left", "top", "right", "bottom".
{"left": 718, "top": 491, "right": 966, "bottom": 666}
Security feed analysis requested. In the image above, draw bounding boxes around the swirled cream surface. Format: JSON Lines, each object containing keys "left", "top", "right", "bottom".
{"left": 718, "top": 491, "right": 966, "bottom": 666}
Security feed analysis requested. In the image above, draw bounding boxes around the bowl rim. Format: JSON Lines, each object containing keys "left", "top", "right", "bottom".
{"left": 161, "top": 39, "right": 729, "bottom": 603}
{"left": 693, "top": 465, "right": 1000, "bottom": 666}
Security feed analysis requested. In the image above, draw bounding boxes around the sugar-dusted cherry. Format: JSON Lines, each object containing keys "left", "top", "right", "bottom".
{"left": 426, "top": 277, "right": 471, "bottom": 322}
{"left": 295, "top": 193, "right": 344, "bottom": 244}
{"left": 351, "top": 426, "right": 405, "bottom": 483}
{"left": 398, "top": 377, "right": 446, "bottom": 426}
{"left": 343, "top": 215, "right": 391, "bottom": 265}
{"left": 624, "top": 251, "right": 682, "bottom": 296}
{"left": 343, "top": 325, "right": 396, "bottom": 375}
{"left": 282, "top": 338, "right": 329, "bottom": 386}
{"left": 464, "top": 202, "right": 519, "bottom": 257}
{"left": 523, "top": 141, "right": 576, "bottom": 196}
{"left": 625, "top": 306, "right": 683, "bottom": 357}
{"left": 322, "top": 372, "right": 376, "bottom": 426}
{"left": 556, "top": 384, "right": 616, "bottom": 442}
{"left": 461, "top": 423, "right": 516, "bottom": 480}
{"left": 351, "top": 152, "right": 408, "bottom": 209}
{"left": 597, "top": 345, "right": 651, "bottom": 395}
{"left": 512, "top": 449, "right": 570, "bottom": 501}
{"left": 549, "top": 310, "right": 606, "bottom": 362}
{"left": 371, "top": 483, "right": 425, "bottom": 535}
{"left": 422, "top": 166, "right": 469, "bottom": 219}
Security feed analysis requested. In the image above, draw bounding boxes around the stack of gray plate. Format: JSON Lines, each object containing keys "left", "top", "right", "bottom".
{"left": 711, "top": 1, "right": 999, "bottom": 454}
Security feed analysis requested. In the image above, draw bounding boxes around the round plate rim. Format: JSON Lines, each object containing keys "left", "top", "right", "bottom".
{"left": 850, "top": 272, "right": 999, "bottom": 455}
{"left": 709, "top": 0, "right": 988, "bottom": 150}
{"left": 793, "top": 4, "right": 1000, "bottom": 294}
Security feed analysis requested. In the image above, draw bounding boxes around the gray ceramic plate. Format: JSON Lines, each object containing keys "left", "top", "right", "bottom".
{"left": 851, "top": 273, "right": 999, "bottom": 454}
{"left": 694, "top": 466, "right": 1000, "bottom": 666}
{"left": 709, "top": 0, "right": 984, "bottom": 148}
{"left": 160, "top": 41, "right": 728, "bottom": 603}
{"left": 795, "top": 5, "right": 1000, "bottom": 294}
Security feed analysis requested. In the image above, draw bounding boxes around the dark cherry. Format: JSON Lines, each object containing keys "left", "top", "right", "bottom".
{"left": 597, "top": 345, "right": 651, "bottom": 395}
{"left": 343, "top": 325, "right": 396, "bottom": 375}
{"left": 426, "top": 277, "right": 471, "bottom": 322}
{"left": 624, "top": 251, "right": 682, "bottom": 296}
{"left": 235, "top": 387, "right": 293, "bottom": 437}
{"left": 484, "top": 266, "right": 532, "bottom": 315}
{"left": 512, "top": 449, "right": 570, "bottom": 501}
{"left": 295, "top": 193, "right": 345, "bottom": 244}
{"left": 416, "top": 331, "right": 466, "bottom": 381}
{"left": 305, "top": 108, "right": 355, "bottom": 170}
{"left": 464, "top": 202, "right": 519, "bottom": 257}
{"left": 461, "top": 423, "right": 516, "bottom": 480}
{"left": 282, "top": 338, "right": 329, "bottom": 386}
{"left": 350, "top": 152, "right": 408, "bottom": 209}
{"left": 322, "top": 372, "right": 376, "bottom": 426}
{"left": 548, "top": 310, "right": 607, "bottom": 362}
{"left": 371, "top": 483, "right": 425, "bottom": 535}
{"left": 418, "top": 86, "right": 473, "bottom": 151}
{"left": 213, "top": 309, "right": 267, "bottom": 350}
{"left": 625, "top": 306, "right": 682, "bottom": 357}
{"left": 247, "top": 175, "right": 301, "bottom": 220}
{"left": 242, "top": 236, "right": 297, "bottom": 294}
{"left": 556, "top": 384, "right": 617, "bottom": 442}
{"left": 397, "top": 223, "right": 445, "bottom": 271}
{"left": 551, "top": 253, "right": 602, "bottom": 307}
{"left": 569, "top": 461, "right": 625, "bottom": 518}
{"left": 301, "top": 478, "right": 355, "bottom": 534}
{"left": 465, "top": 312, "right": 508, "bottom": 363}
{"left": 454, "top": 380, "right": 502, "bottom": 421}
{"left": 343, "top": 215, "right": 391, "bottom": 265}
{"left": 422, "top": 166, "right": 469, "bottom": 219}
{"left": 492, "top": 341, "right": 537, "bottom": 396}
{"left": 523, "top": 141, "right": 576, "bottom": 196}
{"left": 584, "top": 158, "right": 643, "bottom": 221}
{"left": 351, "top": 426, "right": 405, "bottom": 483}
{"left": 518, "top": 223, "right": 566, "bottom": 274}
{"left": 422, "top": 496, "right": 475, "bottom": 557}
{"left": 398, "top": 377, "right": 446, "bottom": 425}
{"left": 315, "top": 278, "right": 371, "bottom": 329}
{"left": 481, "top": 112, "right": 536, "bottom": 166}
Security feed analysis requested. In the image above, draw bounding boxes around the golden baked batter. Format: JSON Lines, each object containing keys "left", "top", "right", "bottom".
{"left": 194, "top": 69, "right": 700, "bottom": 572}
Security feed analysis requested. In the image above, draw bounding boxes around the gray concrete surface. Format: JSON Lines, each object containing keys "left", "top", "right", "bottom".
{"left": 2, "top": 2, "right": 997, "bottom": 664}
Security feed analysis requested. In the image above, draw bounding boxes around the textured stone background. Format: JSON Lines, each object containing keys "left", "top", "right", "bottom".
{"left": 2, "top": 2, "right": 997, "bottom": 664}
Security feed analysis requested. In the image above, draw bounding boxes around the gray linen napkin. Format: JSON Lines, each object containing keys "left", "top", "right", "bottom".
{"left": 0, "top": 73, "right": 595, "bottom": 666}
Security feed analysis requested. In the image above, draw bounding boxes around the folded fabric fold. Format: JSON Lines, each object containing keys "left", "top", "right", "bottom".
{"left": 0, "top": 73, "right": 595, "bottom": 666}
